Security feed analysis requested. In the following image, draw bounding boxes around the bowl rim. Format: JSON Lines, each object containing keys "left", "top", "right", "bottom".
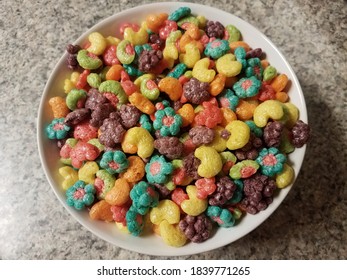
{"left": 37, "top": 1, "right": 307, "bottom": 256}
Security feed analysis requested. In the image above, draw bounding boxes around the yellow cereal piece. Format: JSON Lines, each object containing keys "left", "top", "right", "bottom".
{"left": 58, "top": 166, "right": 78, "bottom": 191}
{"left": 281, "top": 102, "right": 299, "bottom": 129}
{"left": 86, "top": 32, "right": 107, "bottom": 55}
{"left": 194, "top": 146, "right": 223, "bottom": 178}
{"left": 216, "top": 53, "right": 242, "bottom": 77}
{"left": 181, "top": 185, "right": 208, "bottom": 216}
{"left": 192, "top": 57, "right": 216, "bottom": 83}
{"left": 121, "top": 127, "right": 154, "bottom": 159}
{"left": 204, "top": 126, "right": 227, "bottom": 152}
{"left": 78, "top": 161, "right": 99, "bottom": 185}
{"left": 150, "top": 199, "right": 180, "bottom": 225}
{"left": 159, "top": 220, "right": 187, "bottom": 247}
{"left": 276, "top": 163, "right": 295, "bottom": 188}
{"left": 225, "top": 120, "right": 250, "bottom": 150}
{"left": 179, "top": 42, "right": 201, "bottom": 68}
{"left": 253, "top": 100, "right": 284, "bottom": 127}
{"left": 123, "top": 22, "right": 149, "bottom": 46}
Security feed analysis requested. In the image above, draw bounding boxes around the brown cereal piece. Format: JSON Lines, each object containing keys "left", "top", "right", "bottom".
{"left": 99, "top": 112, "right": 125, "bottom": 148}
{"left": 240, "top": 173, "right": 277, "bottom": 214}
{"left": 183, "top": 78, "right": 210, "bottom": 105}
{"left": 235, "top": 134, "right": 263, "bottom": 160}
{"left": 291, "top": 120, "right": 310, "bottom": 148}
{"left": 119, "top": 104, "right": 141, "bottom": 128}
{"left": 66, "top": 44, "right": 81, "bottom": 54}
{"left": 90, "top": 103, "right": 116, "bottom": 128}
{"left": 138, "top": 49, "right": 163, "bottom": 73}
{"left": 154, "top": 137, "right": 183, "bottom": 160}
{"left": 153, "top": 183, "right": 172, "bottom": 199}
{"left": 149, "top": 33, "right": 164, "bottom": 48}
{"left": 245, "top": 48, "right": 263, "bottom": 59}
{"left": 205, "top": 21, "right": 224, "bottom": 39}
{"left": 178, "top": 214, "right": 213, "bottom": 243}
{"left": 85, "top": 88, "right": 108, "bottom": 111}
{"left": 208, "top": 176, "right": 236, "bottom": 206}
{"left": 220, "top": 129, "right": 231, "bottom": 139}
{"left": 263, "top": 121, "right": 284, "bottom": 148}
{"left": 188, "top": 126, "right": 215, "bottom": 146}
{"left": 183, "top": 153, "right": 201, "bottom": 180}
{"left": 64, "top": 108, "right": 90, "bottom": 126}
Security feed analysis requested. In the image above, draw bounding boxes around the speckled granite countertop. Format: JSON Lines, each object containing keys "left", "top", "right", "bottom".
{"left": 1, "top": 0, "right": 346, "bottom": 260}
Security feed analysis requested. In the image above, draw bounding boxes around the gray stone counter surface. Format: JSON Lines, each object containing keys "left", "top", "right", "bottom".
{"left": 1, "top": 0, "right": 346, "bottom": 259}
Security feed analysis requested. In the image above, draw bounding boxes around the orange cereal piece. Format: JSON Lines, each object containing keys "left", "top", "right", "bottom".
{"left": 229, "top": 41, "right": 251, "bottom": 52}
{"left": 120, "top": 156, "right": 145, "bottom": 183}
{"left": 224, "top": 76, "right": 238, "bottom": 88}
{"left": 271, "top": 74, "right": 289, "bottom": 92}
{"left": 49, "top": 96, "right": 70, "bottom": 118}
{"left": 220, "top": 107, "right": 237, "bottom": 127}
{"left": 235, "top": 99, "right": 257, "bottom": 121}
{"left": 129, "top": 92, "right": 155, "bottom": 114}
{"left": 276, "top": 91, "right": 289, "bottom": 103}
{"left": 146, "top": 13, "right": 168, "bottom": 33}
{"left": 158, "top": 77, "right": 183, "bottom": 101}
{"left": 105, "top": 178, "right": 131, "bottom": 206}
{"left": 177, "top": 103, "right": 195, "bottom": 127}
{"left": 209, "top": 73, "right": 226, "bottom": 96}
{"left": 89, "top": 200, "right": 114, "bottom": 222}
{"left": 261, "top": 59, "right": 270, "bottom": 69}
{"left": 105, "top": 64, "right": 124, "bottom": 81}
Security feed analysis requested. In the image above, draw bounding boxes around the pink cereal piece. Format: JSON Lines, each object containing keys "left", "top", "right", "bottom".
{"left": 70, "top": 142, "right": 100, "bottom": 169}
{"left": 195, "top": 177, "right": 217, "bottom": 199}
{"left": 73, "top": 121, "right": 98, "bottom": 142}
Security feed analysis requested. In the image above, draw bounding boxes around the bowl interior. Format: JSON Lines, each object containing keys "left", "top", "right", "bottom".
{"left": 37, "top": 2, "right": 307, "bottom": 256}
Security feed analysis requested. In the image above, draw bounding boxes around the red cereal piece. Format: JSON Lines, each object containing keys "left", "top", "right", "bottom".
{"left": 159, "top": 20, "right": 178, "bottom": 40}
{"left": 257, "top": 82, "right": 276, "bottom": 101}
{"left": 76, "top": 69, "right": 90, "bottom": 90}
{"left": 194, "top": 101, "right": 223, "bottom": 128}
{"left": 171, "top": 187, "right": 189, "bottom": 206}
{"left": 103, "top": 45, "right": 120, "bottom": 66}
{"left": 111, "top": 204, "right": 131, "bottom": 225}
{"left": 120, "top": 22, "right": 140, "bottom": 35}
{"left": 73, "top": 120, "right": 99, "bottom": 141}
{"left": 70, "top": 142, "right": 100, "bottom": 169}
{"left": 195, "top": 177, "right": 217, "bottom": 199}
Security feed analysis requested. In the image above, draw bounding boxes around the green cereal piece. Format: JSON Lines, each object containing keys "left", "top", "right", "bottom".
{"left": 177, "top": 15, "right": 199, "bottom": 27}
{"left": 167, "top": 63, "right": 187, "bottom": 79}
{"left": 87, "top": 73, "right": 101, "bottom": 88}
{"left": 98, "top": 80, "right": 128, "bottom": 104}
{"left": 172, "top": 159, "right": 183, "bottom": 169}
{"left": 225, "top": 24, "right": 241, "bottom": 43}
{"left": 184, "top": 70, "right": 193, "bottom": 78}
{"left": 76, "top": 49, "right": 102, "bottom": 70}
{"left": 197, "top": 15, "right": 207, "bottom": 28}
{"left": 229, "top": 160, "right": 259, "bottom": 179}
{"left": 95, "top": 170, "right": 116, "bottom": 200}
{"left": 166, "top": 30, "right": 182, "bottom": 44}
{"left": 66, "top": 89, "right": 87, "bottom": 110}
{"left": 219, "top": 151, "right": 237, "bottom": 165}
{"left": 164, "top": 179, "right": 176, "bottom": 191}
{"left": 140, "top": 77, "right": 160, "bottom": 100}
{"left": 116, "top": 40, "right": 135, "bottom": 65}
{"left": 168, "top": 7, "right": 191, "bottom": 22}
{"left": 263, "top": 65, "right": 277, "bottom": 81}
{"left": 87, "top": 138, "right": 105, "bottom": 152}
{"left": 123, "top": 64, "right": 143, "bottom": 77}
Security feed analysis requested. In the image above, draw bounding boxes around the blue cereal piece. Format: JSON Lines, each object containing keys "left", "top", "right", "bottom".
{"left": 45, "top": 118, "right": 71, "bottom": 140}
{"left": 167, "top": 63, "right": 187, "bottom": 79}
{"left": 168, "top": 7, "right": 191, "bottom": 22}
{"left": 125, "top": 206, "right": 145, "bottom": 236}
{"left": 204, "top": 39, "right": 230, "bottom": 60}
{"left": 207, "top": 206, "right": 235, "bottom": 228}
{"left": 130, "top": 181, "right": 159, "bottom": 215}
{"left": 218, "top": 89, "right": 239, "bottom": 111}
{"left": 66, "top": 180, "right": 95, "bottom": 210}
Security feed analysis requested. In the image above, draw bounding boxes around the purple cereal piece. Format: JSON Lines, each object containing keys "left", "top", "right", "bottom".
{"left": 205, "top": 21, "right": 225, "bottom": 39}
{"left": 183, "top": 78, "right": 210, "bottom": 105}
{"left": 264, "top": 121, "right": 284, "bottom": 148}
{"left": 209, "top": 176, "right": 236, "bottom": 206}
{"left": 89, "top": 103, "right": 115, "bottom": 127}
{"left": 154, "top": 137, "right": 183, "bottom": 160}
{"left": 245, "top": 48, "right": 263, "bottom": 59}
{"left": 291, "top": 120, "right": 310, "bottom": 148}
{"left": 138, "top": 49, "right": 163, "bottom": 73}
{"left": 119, "top": 104, "right": 141, "bottom": 129}
{"left": 64, "top": 108, "right": 90, "bottom": 126}
{"left": 189, "top": 126, "right": 215, "bottom": 145}
{"left": 183, "top": 153, "right": 201, "bottom": 180}
{"left": 179, "top": 214, "right": 213, "bottom": 243}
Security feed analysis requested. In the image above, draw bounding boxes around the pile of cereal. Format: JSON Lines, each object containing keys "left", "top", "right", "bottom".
{"left": 46, "top": 7, "right": 310, "bottom": 247}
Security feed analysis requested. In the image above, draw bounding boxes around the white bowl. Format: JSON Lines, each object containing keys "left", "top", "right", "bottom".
{"left": 37, "top": 2, "right": 307, "bottom": 256}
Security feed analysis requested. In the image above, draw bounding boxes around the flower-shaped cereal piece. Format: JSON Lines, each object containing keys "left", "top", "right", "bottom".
{"left": 256, "top": 147, "right": 286, "bottom": 177}
{"left": 206, "top": 205, "right": 235, "bottom": 228}
{"left": 46, "top": 118, "right": 71, "bottom": 140}
{"left": 194, "top": 101, "right": 223, "bottom": 128}
{"left": 125, "top": 206, "right": 145, "bottom": 236}
{"left": 233, "top": 76, "right": 261, "bottom": 98}
{"left": 218, "top": 89, "right": 239, "bottom": 111}
{"left": 130, "top": 181, "right": 159, "bottom": 215}
{"left": 145, "top": 155, "right": 173, "bottom": 184}
{"left": 195, "top": 177, "right": 217, "bottom": 199}
{"left": 204, "top": 39, "right": 230, "bottom": 60}
{"left": 70, "top": 141, "right": 100, "bottom": 169}
{"left": 100, "top": 150, "right": 129, "bottom": 175}
{"left": 245, "top": 57, "right": 263, "bottom": 80}
{"left": 66, "top": 180, "right": 95, "bottom": 210}
{"left": 153, "top": 107, "right": 182, "bottom": 136}
{"left": 94, "top": 170, "right": 116, "bottom": 200}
